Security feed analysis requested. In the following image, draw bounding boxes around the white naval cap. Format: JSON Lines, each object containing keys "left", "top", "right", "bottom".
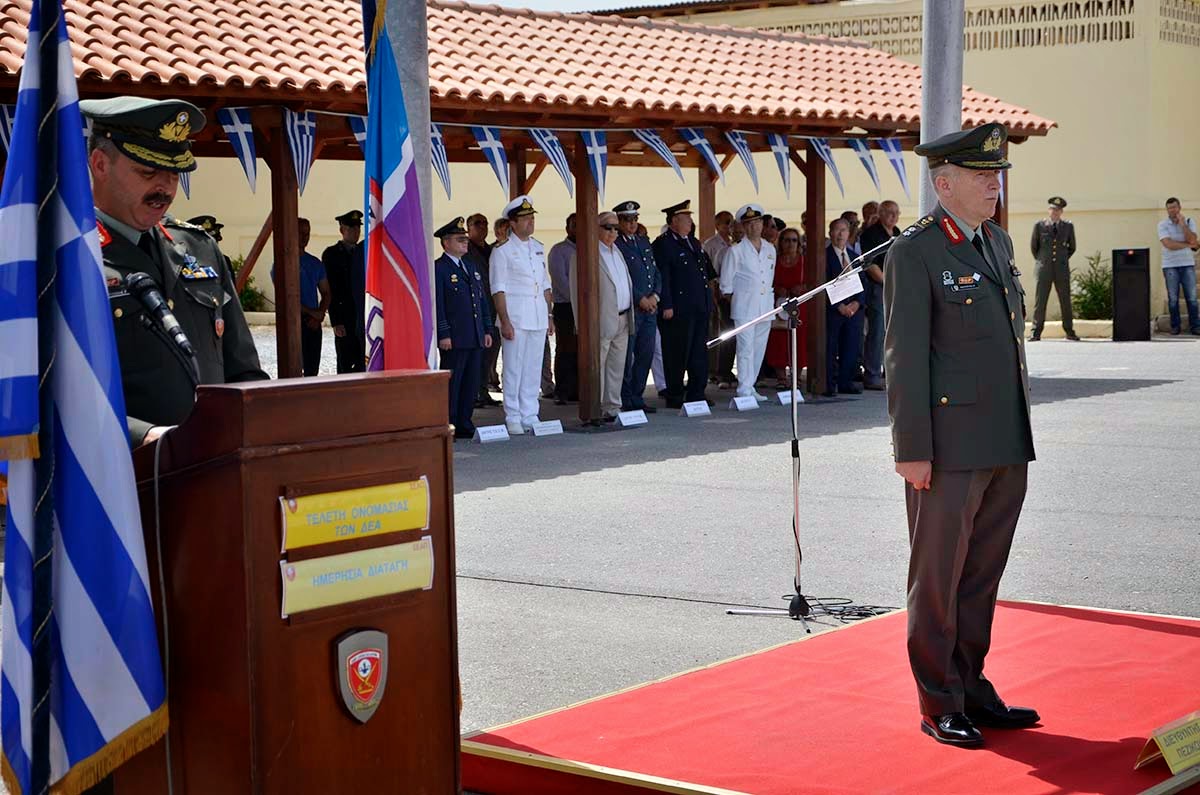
{"left": 735, "top": 203, "right": 766, "bottom": 222}
{"left": 501, "top": 194, "right": 537, "bottom": 220}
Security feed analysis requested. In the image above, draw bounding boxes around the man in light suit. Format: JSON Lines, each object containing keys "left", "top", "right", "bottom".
{"left": 489, "top": 195, "right": 555, "bottom": 435}
{"left": 572, "top": 212, "right": 635, "bottom": 421}
{"left": 718, "top": 204, "right": 776, "bottom": 401}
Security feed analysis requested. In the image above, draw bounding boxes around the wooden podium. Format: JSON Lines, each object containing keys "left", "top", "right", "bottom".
{"left": 114, "top": 371, "right": 459, "bottom": 794}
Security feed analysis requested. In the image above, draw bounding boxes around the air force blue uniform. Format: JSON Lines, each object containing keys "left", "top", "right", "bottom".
{"left": 653, "top": 229, "right": 715, "bottom": 405}
{"left": 616, "top": 232, "right": 662, "bottom": 409}
{"left": 435, "top": 252, "right": 492, "bottom": 437}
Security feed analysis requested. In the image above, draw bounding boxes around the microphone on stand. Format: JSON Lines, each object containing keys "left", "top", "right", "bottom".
{"left": 125, "top": 271, "right": 200, "bottom": 383}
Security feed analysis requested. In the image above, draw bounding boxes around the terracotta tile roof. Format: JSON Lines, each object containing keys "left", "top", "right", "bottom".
{"left": 0, "top": 0, "right": 1054, "bottom": 135}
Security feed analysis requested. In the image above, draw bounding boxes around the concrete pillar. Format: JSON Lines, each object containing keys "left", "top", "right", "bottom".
{"left": 919, "top": 0, "right": 965, "bottom": 216}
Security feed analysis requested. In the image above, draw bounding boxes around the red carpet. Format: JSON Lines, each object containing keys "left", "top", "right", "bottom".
{"left": 463, "top": 601, "right": 1200, "bottom": 794}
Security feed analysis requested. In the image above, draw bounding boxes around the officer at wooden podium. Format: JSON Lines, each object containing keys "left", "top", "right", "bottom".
{"left": 435, "top": 217, "right": 493, "bottom": 439}
{"left": 883, "top": 122, "right": 1038, "bottom": 748}
{"left": 82, "top": 96, "right": 267, "bottom": 448}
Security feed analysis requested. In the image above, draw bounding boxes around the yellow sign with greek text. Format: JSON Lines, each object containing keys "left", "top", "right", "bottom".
{"left": 1136, "top": 710, "right": 1200, "bottom": 775}
{"left": 279, "top": 537, "right": 435, "bottom": 618}
{"left": 279, "top": 478, "right": 430, "bottom": 552}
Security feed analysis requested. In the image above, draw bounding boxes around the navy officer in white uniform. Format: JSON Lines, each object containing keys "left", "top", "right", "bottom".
{"left": 488, "top": 195, "right": 555, "bottom": 434}
{"left": 718, "top": 204, "right": 777, "bottom": 401}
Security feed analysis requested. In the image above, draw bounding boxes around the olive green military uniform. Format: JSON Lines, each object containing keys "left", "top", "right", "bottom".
{"left": 82, "top": 96, "right": 268, "bottom": 446}
{"left": 883, "top": 124, "right": 1035, "bottom": 719}
{"left": 1029, "top": 200, "right": 1077, "bottom": 338}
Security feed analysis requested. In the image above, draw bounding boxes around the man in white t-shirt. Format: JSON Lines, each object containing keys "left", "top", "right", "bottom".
{"left": 1157, "top": 197, "right": 1200, "bottom": 335}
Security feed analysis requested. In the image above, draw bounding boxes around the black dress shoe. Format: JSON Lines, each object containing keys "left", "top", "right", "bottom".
{"left": 821, "top": 390, "right": 837, "bottom": 398}
{"left": 1065, "top": 331, "right": 1081, "bottom": 341}
{"left": 454, "top": 428, "right": 475, "bottom": 440}
{"left": 1027, "top": 333, "right": 1041, "bottom": 342}
{"left": 665, "top": 399, "right": 683, "bottom": 409}
{"left": 920, "top": 713, "right": 984, "bottom": 746}
{"left": 966, "top": 702, "right": 1040, "bottom": 729}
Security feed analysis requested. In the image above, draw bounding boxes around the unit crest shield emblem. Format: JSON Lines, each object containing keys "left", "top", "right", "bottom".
{"left": 336, "top": 629, "right": 389, "bottom": 723}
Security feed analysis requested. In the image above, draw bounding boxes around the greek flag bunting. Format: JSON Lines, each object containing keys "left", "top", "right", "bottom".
{"left": 631, "top": 129, "right": 684, "bottom": 183}
{"left": 809, "top": 138, "right": 845, "bottom": 197}
{"left": 998, "top": 169, "right": 1005, "bottom": 207}
{"left": 217, "top": 107, "right": 258, "bottom": 193}
{"left": 284, "top": 108, "right": 317, "bottom": 195}
{"left": 527, "top": 128, "right": 573, "bottom": 197}
{"left": 579, "top": 130, "right": 607, "bottom": 204}
{"left": 362, "top": 0, "right": 435, "bottom": 369}
{"left": 470, "top": 125, "right": 510, "bottom": 197}
{"left": 680, "top": 128, "right": 724, "bottom": 184}
{"left": 1, "top": 2, "right": 168, "bottom": 793}
{"left": 723, "top": 131, "right": 759, "bottom": 193}
{"left": 0, "top": 104, "right": 14, "bottom": 160}
{"left": 847, "top": 138, "right": 881, "bottom": 194}
{"left": 876, "top": 138, "right": 911, "bottom": 200}
{"left": 348, "top": 115, "right": 368, "bottom": 151}
{"left": 430, "top": 123, "right": 452, "bottom": 199}
{"left": 178, "top": 169, "right": 191, "bottom": 199}
{"left": 766, "top": 134, "right": 791, "bottom": 198}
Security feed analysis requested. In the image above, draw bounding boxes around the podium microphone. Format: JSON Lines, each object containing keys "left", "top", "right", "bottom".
{"left": 125, "top": 271, "right": 200, "bottom": 383}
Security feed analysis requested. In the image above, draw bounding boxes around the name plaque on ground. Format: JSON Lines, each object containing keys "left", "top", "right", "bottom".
{"left": 280, "top": 478, "right": 430, "bottom": 551}
{"left": 777, "top": 389, "right": 805, "bottom": 405}
{"left": 280, "top": 537, "right": 435, "bottom": 618}
{"left": 1136, "top": 710, "right": 1200, "bottom": 775}
{"left": 474, "top": 425, "right": 510, "bottom": 443}
{"left": 680, "top": 400, "right": 711, "bottom": 418}
{"left": 729, "top": 396, "right": 759, "bottom": 412}
{"left": 532, "top": 419, "right": 564, "bottom": 437}
{"left": 618, "top": 410, "right": 648, "bottom": 427}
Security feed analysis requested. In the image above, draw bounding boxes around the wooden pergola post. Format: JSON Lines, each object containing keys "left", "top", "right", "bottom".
{"left": 803, "top": 140, "right": 827, "bottom": 396}
{"left": 572, "top": 142, "right": 601, "bottom": 423}
{"left": 268, "top": 111, "right": 302, "bottom": 379}
{"left": 698, "top": 166, "right": 717, "bottom": 241}
{"left": 992, "top": 142, "right": 1010, "bottom": 229}
{"left": 509, "top": 145, "right": 527, "bottom": 198}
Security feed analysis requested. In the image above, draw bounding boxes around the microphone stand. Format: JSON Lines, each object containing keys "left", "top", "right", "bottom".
{"left": 709, "top": 238, "right": 892, "bottom": 630}
{"left": 140, "top": 314, "right": 201, "bottom": 387}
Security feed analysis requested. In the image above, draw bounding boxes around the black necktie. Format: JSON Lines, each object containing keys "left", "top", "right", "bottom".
{"left": 971, "top": 234, "right": 989, "bottom": 268}
{"left": 138, "top": 231, "right": 158, "bottom": 265}
{"left": 1052, "top": 222, "right": 1059, "bottom": 235}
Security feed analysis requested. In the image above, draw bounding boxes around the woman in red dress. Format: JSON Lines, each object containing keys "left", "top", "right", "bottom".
{"left": 765, "top": 228, "right": 807, "bottom": 388}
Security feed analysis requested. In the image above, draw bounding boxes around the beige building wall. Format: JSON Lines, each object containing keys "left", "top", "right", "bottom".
{"left": 172, "top": 0, "right": 1200, "bottom": 320}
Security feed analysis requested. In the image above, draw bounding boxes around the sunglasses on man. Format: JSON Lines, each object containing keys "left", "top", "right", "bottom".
{"left": 600, "top": 224, "right": 620, "bottom": 232}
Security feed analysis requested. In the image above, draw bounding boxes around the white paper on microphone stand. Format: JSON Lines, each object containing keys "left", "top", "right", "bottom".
{"left": 825, "top": 272, "right": 864, "bottom": 304}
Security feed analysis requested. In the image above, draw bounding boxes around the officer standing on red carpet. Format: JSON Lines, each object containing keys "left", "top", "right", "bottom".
{"left": 883, "top": 123, "right": 1039, "bottom": 747}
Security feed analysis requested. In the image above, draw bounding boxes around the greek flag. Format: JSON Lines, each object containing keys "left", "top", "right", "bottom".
{"left": 430, "top": 123, "right": 452, "bottom": 199}
{"left": 217, "top": 107, "right": 257, "bottom": 193}
{"left": 0, "top": 104, "right": 14, "bottom": 160}
{"left": 527, "top": 128, "right": 573, "bottom": 197}
{"left": 766, "top": 133, "right": 791, "bottom": 198}
{"left": 348, "top": 115, "right": 368, "bottom": 150}
{"left": 876, "top": 138, "right": 911, "bottom": 200}
{"left": 632, "top": 129, "right": 684, "bottom": 183}
{"left": 1, "top": 2, "right": 168, "bottom": 793}
{"left": 178, "top": 170, "right": 191, "bottom": 199}
{"left": 680, "top": 128, "right": 724, "bottom": 184}
{"left": 579, "top": 130, "right": 607, "bottom": 204}
{"left": 471, "top": 125, "right": 509, "bottom": 197}
{"left": 809, "top": 138, "right": 845, "bottom": 197}
{"left": 847, "top": 138, "right": 881, "bottom": 194}
{"left": 284, "top": 108, "right": 317, "bottom": 195}
{"left": 998, "top": 169, "right": 1005, "bottom": 207}
{"left": 724, "top": 131, "right": 758, "bottom": 193}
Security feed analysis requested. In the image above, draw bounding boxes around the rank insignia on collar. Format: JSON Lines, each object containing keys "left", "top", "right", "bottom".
{"left": 96, "top": 220, "right": 112, "bottom": 248}
{"left": 940, "top": 215, "right": 964, "bottom": 244}
{"left": 450, "top": 274, "right": 459, "bottom": 282}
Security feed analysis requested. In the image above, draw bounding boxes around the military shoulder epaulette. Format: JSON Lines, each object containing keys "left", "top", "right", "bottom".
{"left": 163, "top": 216, "right": 202, "bottom": 231}
{"left": 530, "top": 236, "right": 543, "bottom": 247}
{"left": 900, "top": 214, "right": 936, "bottom": 238}
{"left": 493, "top": 238, "right": 509, "bottom": 248}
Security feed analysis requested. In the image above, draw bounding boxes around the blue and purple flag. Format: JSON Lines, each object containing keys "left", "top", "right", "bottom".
{"left": 1, "top": 1, "right": 167, "bottom": 793}
{"left": 361, "top": 0, "right": 434, "bottom": 369}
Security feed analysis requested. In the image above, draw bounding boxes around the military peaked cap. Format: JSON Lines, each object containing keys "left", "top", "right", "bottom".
{"left": 502, "top": 195, "right": 537, "bottom": 219}
{"left": 1047, "top": 196, "right": 1067, "bottom": 208}
{"left": 435, "top": 217, "right": 468, "bottom": 238}
{"left": 736, "top": 204, "right": 765, "bottom": 222}
{"left": 80, "top": 97, "right": 205, "bottom": 173}
{"left": 187, "top": 215, "right": 223, "bottom": 240}
{"left": 336, "top": 209, "right": 364, "bottom": 226}
{"left": 613, "top": 200, "right": 641, "bottom": 216}
{"left": 914, "top": 122, "right": 1011, "bottom": 170}
{"left": 662, "top": 199, "right": 692, "bottom": 218}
